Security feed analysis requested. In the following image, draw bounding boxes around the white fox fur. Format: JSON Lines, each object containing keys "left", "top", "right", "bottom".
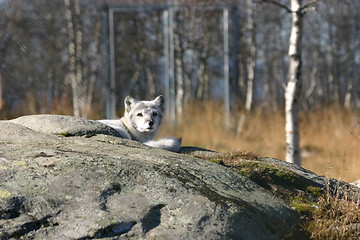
{"left": 98, "top": 95, "right": 181, "bottom": 152}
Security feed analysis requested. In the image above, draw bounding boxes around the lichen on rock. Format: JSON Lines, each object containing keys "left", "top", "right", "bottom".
{"left": 0, "top": 116, "right": 358, "bottom": 240}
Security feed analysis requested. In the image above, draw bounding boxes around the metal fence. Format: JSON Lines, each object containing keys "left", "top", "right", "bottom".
{"left": 103, "top": 4, "right": 237, "bottom": 126}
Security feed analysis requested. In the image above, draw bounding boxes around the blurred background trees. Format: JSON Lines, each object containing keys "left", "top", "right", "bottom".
{"left": 0, "top": 0, "right": 358, "bottom": 120}
{"left": 0, "top": 0, "right": 359, "bottom": 177}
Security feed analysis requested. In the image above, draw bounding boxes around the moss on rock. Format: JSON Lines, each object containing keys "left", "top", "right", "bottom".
{"left": 0, "top": 189, "right": 12, "bottom": 199}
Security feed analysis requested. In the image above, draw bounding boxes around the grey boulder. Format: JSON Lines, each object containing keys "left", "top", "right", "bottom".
{"left": 0, "top": 115, "right": 332, "bottom": 239}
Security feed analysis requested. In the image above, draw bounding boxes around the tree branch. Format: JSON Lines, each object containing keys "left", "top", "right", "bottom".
{"left": 258, "top": 0, "right": 318, "bottom": 14}
{"left": 299, "top": 0, "right": 318, "bottom": 13}
{"left": 256, "top": 0, "right": 292, "bottom": 13}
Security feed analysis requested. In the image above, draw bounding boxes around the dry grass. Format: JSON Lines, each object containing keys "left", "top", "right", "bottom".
{"left": 306, "top": 185, "right": 360, "bottom": 240}
{"left": 3, "top": 98, "right": 358, "bottom": 239}
{"left": 159, "top": 102, "right": 360, "bottom": 183}
{"left": 3, "top": 97, "right": 358, "bottom": 183}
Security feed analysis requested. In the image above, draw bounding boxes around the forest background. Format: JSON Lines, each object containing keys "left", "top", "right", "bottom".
{"left": 0, "top": 0, "right": 359, "bottom": 182}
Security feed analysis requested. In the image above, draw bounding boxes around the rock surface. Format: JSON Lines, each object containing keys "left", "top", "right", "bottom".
{"left": 0, "top": 115, "right": 357, "bottom": 239}
{"left": 352, "top": 180, "right": 360, "bottom": 188}
{"left": 9, "top": 114, "right": 121, "bottom": 137}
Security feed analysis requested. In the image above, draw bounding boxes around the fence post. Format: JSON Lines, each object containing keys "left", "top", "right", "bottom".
{"left": 103, "top": 6, "right": 116, "bottom": 119}
{"left": 232, "top": 6, "right": 239, "bottom": 97}
{"left": 163, "top": 9, "right": 170, "bottom": 120}
{"left": 163, "top": 4, "right": 176, "bottom": 126}
{"left": 223, "top": 7, "right": 230, "bottom": 129}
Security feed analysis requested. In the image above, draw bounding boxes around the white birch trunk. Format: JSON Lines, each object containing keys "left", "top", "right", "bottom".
{"left": 196, "top": 61, "right": 205, "bottom": 100}
{"left": 65, "top": 0, "right": 98, "bottom": 119}
{"left": 0, "top": 73, "right": 3, "bottom": 109}
{"left": 74, "top": 0, "right": 85, "bottom": 118}
{"left": 237, "top": 0, "right": 256, "bottom": 136}
{"left": 244, "top": 0, "right": 256, "bottom": 112}
{"left": 146, "top": 67, "right": 156, "bottom": 98}
{"left": 184, "top": 51, "right": 192, "bottom": 106}
{"left": 83, "top": 21, "right": 101, "bottom": 119}
{"left": 285, "top": 0, "right": 303, "bottom": 165}
{"left": 345, "top": 2, "right": 359, "bottom": 124}
{"left": 174, "top": 32, "right": 184, "bottom": 119}
{"left": 64, "top": 0, "right": 80, "bottom": 118}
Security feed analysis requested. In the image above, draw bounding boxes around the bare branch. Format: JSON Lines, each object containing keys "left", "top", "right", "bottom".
{"left": 299, "top": 0, "right": 318, "bottom": 13}
{"left": 301, "top": 6, "right": 316, "bottom": 14}
{"left": 258, "top": 0, "right": 318, "bottom": 14}
{"left": 256, "top": 0, "right": 292, "bottom": 13}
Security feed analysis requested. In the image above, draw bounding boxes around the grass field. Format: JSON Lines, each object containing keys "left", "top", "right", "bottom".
{"left": 159, "top": 102, "right": 360, "bottom": 183}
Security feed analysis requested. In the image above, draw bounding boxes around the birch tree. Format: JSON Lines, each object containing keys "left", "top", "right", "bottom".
{"left": 0, "top": 73, "right": 3, "bottom": 110}
{"left": 174, "top": 31, "right": 184, "bottom": 119}
{"left": 84, "top": 21, "right": 101, "bottom": 118}
{"left": 236, "top": 0, "right": 256, "bottom": 136}
{"left": 64, "top": 0, "right": 100, "bottom": 118}
{"left": 285, "top": 0, "right": 303, "bottom": 165}
{"left": 262, "top": 0, "right": 317, "bottom": 165}
{"left": 64, "top": 0, "right": 82, "bottom": 118}
{"left": 344, "top": 0, "right": 359, "bottom": 124}
{"left": 0, "top": 19, "right": 10, "bottom": 111}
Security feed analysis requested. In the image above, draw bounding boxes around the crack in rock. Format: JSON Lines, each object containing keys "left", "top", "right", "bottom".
{"left": 77, "top": 221, "right": 137, "bottom": 239}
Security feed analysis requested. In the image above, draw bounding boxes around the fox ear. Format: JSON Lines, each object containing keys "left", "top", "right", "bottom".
{"left": 124, "top": 96, "right": 138, "bottom": 112}
{"left": 154, "top": 95, "right": 165, "bottom": 111}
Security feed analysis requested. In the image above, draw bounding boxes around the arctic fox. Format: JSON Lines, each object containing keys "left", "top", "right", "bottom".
{"left": 98, "top": 95, "right": 181, "bottom": 152}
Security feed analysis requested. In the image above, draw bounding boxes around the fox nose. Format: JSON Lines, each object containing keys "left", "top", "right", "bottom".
{"left": 149, "top": 120, "right": 154, "bottom": 126}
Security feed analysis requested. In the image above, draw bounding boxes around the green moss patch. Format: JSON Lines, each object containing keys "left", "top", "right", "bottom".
{"left": 290, "top": 195, "right": 317, "bottom": 216}
{"left": 0, "top": 189, "right": 12, "bottom": 198}
{"left": 232, "top": 161, "right": 301, "bottom": 188}
{"left": 57, "top": 132, "right": 75, "bottom": 137}
{"left": 306, "top": 186, "right": 325, "bottom": 198}
{"left": 197, "top": 151, "right": 360, "bottom": 239}
{"left": 198, "top": 152, "right": 322, "bottom": 197}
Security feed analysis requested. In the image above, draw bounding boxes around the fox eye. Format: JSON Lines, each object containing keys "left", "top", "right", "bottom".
{"left": 152, "top": 112, "right": 158, "bottom": 117}
{"left": 136, "top": 113, "right": 143, "bottom": 117}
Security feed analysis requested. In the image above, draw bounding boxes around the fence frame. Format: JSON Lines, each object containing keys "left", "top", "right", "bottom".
{"left": 102, "top": 4, "right": 239, "bottom": 127}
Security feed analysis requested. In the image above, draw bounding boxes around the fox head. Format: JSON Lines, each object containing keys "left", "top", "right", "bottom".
{"left": 124, "top": 95, "right": 165, "bottom": 134}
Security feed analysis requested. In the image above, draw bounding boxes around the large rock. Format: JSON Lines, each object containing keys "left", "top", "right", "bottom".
{"left": 0, "top": 115, "right": 356, "bottom": 239}
{"left": 9, "top": 114, "right": 121, "bottom": 137}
